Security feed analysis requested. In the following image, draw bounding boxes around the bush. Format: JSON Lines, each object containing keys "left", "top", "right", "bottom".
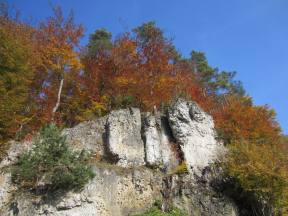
{"left": 12, "top": 124, "right": 95, "bottom": 192}
{"left": 225, "top": 141, "right": 288, "bottom": 214}
{"left": 134, "top": 200, "right": 188, "bottom": 216}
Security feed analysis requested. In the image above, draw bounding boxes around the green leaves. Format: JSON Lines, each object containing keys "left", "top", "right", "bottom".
{"left": 12, "top": 124, "right": 95, "bottom": 192}
{"left": 134, "top": 200, "right": 188, "bottom": 216}
{"left": 87, "top": 28, "right": 112, "bottom": 58}
{"left": 0, "top": 25, "right": 34, "bottom": 143}
{"left": 190, "top": 51, "right": 245, "bottom": 95}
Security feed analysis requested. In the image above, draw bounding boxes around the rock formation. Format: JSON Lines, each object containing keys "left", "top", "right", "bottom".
{"left": 0, "top": 99, "right": 238, "bottom": 216}
{"left": 106, "top": 108, "right": 145, "bottom": 167}
{"left": 168, "top": 99, "right": 225, "bottom": 174}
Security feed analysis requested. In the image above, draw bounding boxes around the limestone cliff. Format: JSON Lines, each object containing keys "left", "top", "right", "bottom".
{"left": 0, "top": 99, "right": 238, "bottom": 216}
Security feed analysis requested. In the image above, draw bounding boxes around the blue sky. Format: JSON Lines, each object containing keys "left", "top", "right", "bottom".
{"left": 8, "top": 0, "right": 288, "bottom": 134}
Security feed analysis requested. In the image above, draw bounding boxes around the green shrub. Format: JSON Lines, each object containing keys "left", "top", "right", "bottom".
{"left": 12, "top": 124, "right": 95, "bottom": 192}
{"left": 134, "top": 200, "right": 188, "bottom": 216}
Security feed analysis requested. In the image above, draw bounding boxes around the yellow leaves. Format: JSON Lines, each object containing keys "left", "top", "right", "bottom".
{"left": 78, "top": 96, "right": 109, "bottom": 121}
{"left": 115, "top": 76, "right": 137, "bottom": 87}
{"left": 226, "top": 140, "right": 288, "bottom": 210}
{"left": 169, "top": 161, "right": 188, "bottom": 175}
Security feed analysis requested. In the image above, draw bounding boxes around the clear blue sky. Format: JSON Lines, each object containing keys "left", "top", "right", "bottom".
{"left": 8, "top": 0, "right": 288, "bottom": 134}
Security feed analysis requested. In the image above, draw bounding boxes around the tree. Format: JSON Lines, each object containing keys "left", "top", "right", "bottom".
{"left": 0, "top": 8, "right": 39, "bottom": 143}
{"left": 34, "top": 6, "right": 83, "bottom": 123}
{"left": 190, "top": 51, "right": 244, "bottom": 96}
{"left": 86, "top": 28, "right": 113, "bottom": 58}
{"left": 190, "top": 51, "right": 216, "bottom": 85}
{"left": 226, "top": 140, "right": 288, "bottom": 215}
{"left": 12, "top": 124, "right": 95, "bottom": 192}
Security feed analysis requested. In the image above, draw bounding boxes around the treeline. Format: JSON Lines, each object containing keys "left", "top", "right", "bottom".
{"left": 0, "top": 3, "right": 287, "bottom": 214}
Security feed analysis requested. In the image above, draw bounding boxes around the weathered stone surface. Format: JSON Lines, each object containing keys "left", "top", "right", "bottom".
{"left": 106, "top": 108, "right": 145, "bottom": 167}
{"left": 168, "top": 98, "right": 224, "bottom": 175}
{"left": 2, "top": 165, "right": 162, "bottom": 216}
{"left": 142, "top": 113, "right": 179, "bottom": 170}
{"left": 0, "top": 141, "right": 32, "bottom": 211}
{"left": 157, "top": 116, "right": 180, "bottom": 171}
{"left": 142, "top": 113, "right": 162, "bottom": 166}
{"left": 0, "top": 173, "right": 14, "bottom": 211}
{"left": 167, "top": 170, "right": 238, "bottom": 216}
{"left": 0, "top": 141, "right": 31, "bottom": 169}
{"left": 63, "top": 116, "right": 107, "bottom": 156}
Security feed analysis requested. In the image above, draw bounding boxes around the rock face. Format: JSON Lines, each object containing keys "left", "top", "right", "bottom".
{"left": 164, "top": 170, "right": 238, "bottom": 216}
{"left": 0, "top": 99, "right": 238, "bottom": 216}
{"left": 2, "top": 165, "right": 162, "bottom": 216}
{"left": 106, "top": 108, "right": 145, "bottom": 167}
{"left": 168, "top": 99, "right": 224, "bottom": 175}
{"left": 63, "top": 116, "right": 107, "bottom": 155}
{"left": 142, "top": 113, "right": 179, "bottom": 170}
{"left": 142, "top": 113, "right": 162, "bottom": 166}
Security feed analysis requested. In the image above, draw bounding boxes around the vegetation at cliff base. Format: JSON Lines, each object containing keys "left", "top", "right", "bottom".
{"left": 11, "top": 124, "right": 95, "bottom": 192}
{"left": 134, "top": 201, "right": 188, "bottom": 216}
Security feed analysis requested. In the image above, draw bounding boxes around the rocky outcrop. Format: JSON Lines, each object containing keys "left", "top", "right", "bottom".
{"left": 0, "top": 99, "right": 238, "bottom": 216}
{"left": 106, "top": 108, "right": 145, "bottom": 167}
{"left": 142, "top": 112, "right": 179, "bottom": 170}
{"left": 63, "top": 116, "right": 107, "bottom": 155}
{"left": 168, "top": 99, "right": 224, "bottom": 175}
{"left": 142, "top": 113, "right": 162, "bottom": 166}
{"left": 2, "top": 165, "right": 162, "bottom": 216}
{"left": 164, "top": 170, "right": 238, "bottom": 216}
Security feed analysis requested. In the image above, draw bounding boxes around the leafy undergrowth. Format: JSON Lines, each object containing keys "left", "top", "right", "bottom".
{"left": 134, "top": 201, "right": 188, "bottom": 216}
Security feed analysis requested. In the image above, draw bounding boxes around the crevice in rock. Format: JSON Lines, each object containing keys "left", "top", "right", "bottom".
{"left": 140, "top": 113, "right": 149, "bottom": 167}
{"left": 161, "top": 116, "right": 184, "bottom": 163}
{"left": 161, "top": 175, "right": 173, "bottom": 212}
{"left": 102, "top": 121, "right": 119, "bottom": 164}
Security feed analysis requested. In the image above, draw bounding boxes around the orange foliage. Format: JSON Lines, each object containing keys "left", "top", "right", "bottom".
{"left": 213, "top": 95, "right": 281, "bottom": 144}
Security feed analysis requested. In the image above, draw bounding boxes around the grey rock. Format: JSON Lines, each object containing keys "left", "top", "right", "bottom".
{"left": 170, "top": 172, "right": 238, "bottom": 216}
{"left": 106, "top": 108, "right": 145, "bottom": 167}
{"left": 0, "top": 141, "right": 31, "bottom": 211}
{"left": 3, "top": 165, "right": 162, "bottom": 216}
{"left": 142, "top": 113, "right": 162, "bottom": 166}
{"left": 142, "top": 113, "right": 179, "bottom": 170}
{"left": 63, "top": 116, "right": 107, "bottom": 156}
{"left": 168, "top": 98, "right": 225, "bottom": 175}
{"left": 0, "top": 141, "right": 31, "bottom": 169}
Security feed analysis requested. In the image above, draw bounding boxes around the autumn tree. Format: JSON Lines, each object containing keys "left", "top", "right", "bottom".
{"left": 34, "top": 6, "right": 83, "bottom": 124}
{"left": 0, "top": 4, "right": 40, "bottom": 144}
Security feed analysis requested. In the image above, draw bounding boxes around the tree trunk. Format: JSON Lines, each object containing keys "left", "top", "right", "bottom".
{"left": 51, "top": 78, "right": 64, "bottom": 121}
